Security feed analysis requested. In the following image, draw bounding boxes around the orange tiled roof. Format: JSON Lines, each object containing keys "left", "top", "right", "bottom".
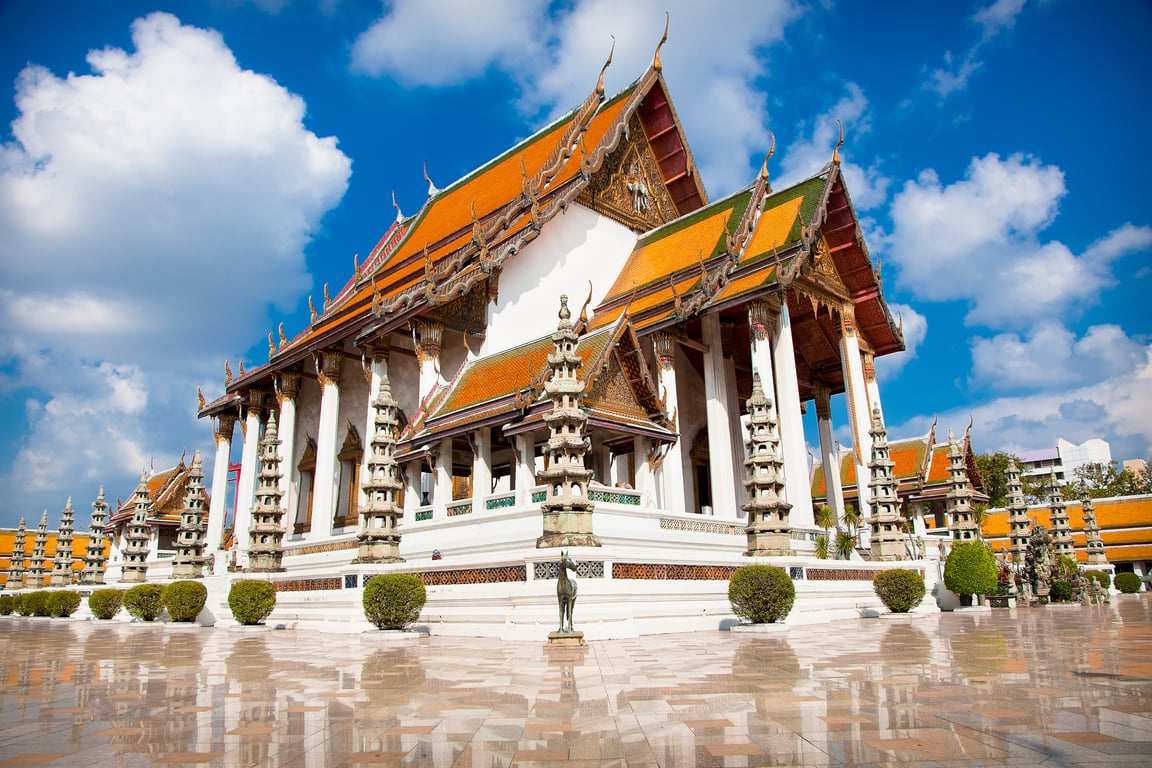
{"left": 0, "top": 528, "right": 108, "bottom": 586}
{"left": 811, "top": 434, "right": 930, "bottom": 498}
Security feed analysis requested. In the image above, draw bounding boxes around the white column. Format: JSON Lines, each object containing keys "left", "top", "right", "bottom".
{"left": 360, "top": 340, "right": 389, "bottom": 512}
{"left": 234, "top": 391, "right": 268, "bottom": 567}
{"left": 471, "top": 428, "right": 492, "bottom": 514}
{"left": 205, "top": 413, "right": 236, "bottom": 562}
{"left": 414, "top": 320, "right": 443, "bottom": 405}
{"left": 515, "top": 434, "right": 535, "bottom": 505}
{"left": 814, "top": 382, "right": 846, "bottom": 525}
{"left": 862, "top": 351, "right": 884, "bottom": 425}
{"left": 839, "top": 309, "right": 872, "bottom": 514}
{"left": 308, "top": 350, "right": 343, "bottom": 539}
{"left": 434, "top": 437, "right": 453, "bottom": 516}
{"left": 276, "top": 372, "right": 300, "bottom": 516}
{"left": 652, "top": 333, "right": 685, "bottom": 515}
{"left": 772, "top": 301, "right": 814, "bottom": 528}
{"left": 403, "top": 462, "right": 420, "bottom": 521}
{"left": 721, "top": 320, "right": 748, "bottom": 513}
{"left": 702, "top": 313, "right": 738, "bottom": 519}
{"left": 633, "top": 435, "right": 655, "bottom": 507}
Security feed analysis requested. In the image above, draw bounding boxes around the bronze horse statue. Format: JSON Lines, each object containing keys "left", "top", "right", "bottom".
{"left": 557, "top": 550, "right": 578, "bottom": 634}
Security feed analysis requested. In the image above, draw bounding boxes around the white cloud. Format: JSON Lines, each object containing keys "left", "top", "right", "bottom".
{"left": 0, "top": 12, "right": 350, "bottom": 523}
{"left": 924, "top": 0, "right": 1028, "bottom": 98}
{"left": 776, "top": 82, "right": 890, "bottom": 210}
{"left": 350, "top": 0, "right": 803, "bottom": 197}
{"left": 875, "top": 303, "right": 927, "bottom": 381}
{"left": 890, "top": 343, "right": 1152, "bottom": 465}
{"left": 886, "top": 153, "right": 1152, "bottom": 329}
{"left": 350, "top": 0, "right": 548, "bottom": 86}
{"left": 971, "top": 322, "right": 1147, "bottom": 391}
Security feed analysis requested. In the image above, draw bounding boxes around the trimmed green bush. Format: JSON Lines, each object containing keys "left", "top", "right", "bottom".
{"left": 363, "top": 574, "right": 426, "bottom": 630}
{"left": 22, "top": 590, "right": 51, "bottom": 617}
{"left": 12, "top": 594, "right": 25, "bottom": 616}
{"left": 228, "top": 580, "right": 276, "bottom": 625}
{"left": 123, "top": 583, "right": 164, "bottom": 621}
{"left": 873, "top": 569, "right": 926, "bottom": 613}
{"left": 943, "top": 543, "right": 998, "bottom": 598}
{"left": 162, "top": 581, "right": 207, "bottom": 623}
{"left": 0, "top": 595, "right": 13, "bottom": 615}
{"left": 1049, "top": 581, "right": 1075, "bottom": 603}
{"left": 1085, "top": 571, "right": 1112, "bottom": 590}
{"left": 89, "top": 589, "right": 123, "bottom": 620}
{"left": 47, "top": 591, "right": 81, "bottom": 617}
{"left": 1116, "top": 572, "right": 1143, "bottom": 593}
{"left": 728, "top": 565, "right": 795, "bottom": 624}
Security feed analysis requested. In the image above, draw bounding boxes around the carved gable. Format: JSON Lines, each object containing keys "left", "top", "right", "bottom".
{"left": 577, "top": 114, "right": 680, "bottom": 232}
{"left": 586, "top": 357, "right": 649, "bottom": 421}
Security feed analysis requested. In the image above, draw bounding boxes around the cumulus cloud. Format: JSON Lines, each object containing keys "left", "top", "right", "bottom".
{"left": 970, "top": 322, "right": 1147, "bottom": 391}
{"left": 886, "top": 152, "right": 1152, "bottom": 329}
{"left": 776, "top": 81, "right": 889, "bottom": 210}
{"left": 924, "top": 0, "right": 1028, "bottom": 99}
{"left": 889, "top": 343, "right": 1152, "bottom": 465}
{"left": 350, "top": 0, "right": 803, "bottom": 197}
{"left": 0, "top": 12, "right": 350, "bottom": 524}
{"left": 875, "top": 303, "right": 927, "bottom": 381}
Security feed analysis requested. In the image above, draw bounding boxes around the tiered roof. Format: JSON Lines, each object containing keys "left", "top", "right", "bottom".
{"left": 108, "top": 458, "right": 208, "bottom": 528}
{"left": 982, "top": 494, "right": 1152, "bottom": 563}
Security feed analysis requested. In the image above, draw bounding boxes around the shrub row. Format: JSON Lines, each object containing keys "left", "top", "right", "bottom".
{"left": 0, "top": 590, "right": 83, "bottom": 617}
{"left": 1116, "top": 572, "right": 1144, "bottom": 593}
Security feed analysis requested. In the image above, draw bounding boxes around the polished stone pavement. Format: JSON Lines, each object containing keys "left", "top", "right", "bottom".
{"left": 2, "top": 598, "right": 1152, "bottom": 767}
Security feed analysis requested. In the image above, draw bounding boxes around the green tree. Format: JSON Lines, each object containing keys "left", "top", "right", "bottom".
{"left": 974, "top": 451, "right": 1018, "bottom": 507}
{"left": 1073, "top": 461, "right": 1147, "bottom": 499}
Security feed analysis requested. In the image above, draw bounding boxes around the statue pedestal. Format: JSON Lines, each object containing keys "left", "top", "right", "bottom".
{"left": 547, "top": 631, "right": 585, "bottom": 646}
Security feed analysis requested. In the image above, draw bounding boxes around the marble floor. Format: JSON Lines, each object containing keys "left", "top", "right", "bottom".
{"left": 2, "top": 598, "right": 1151, "bottom": 767}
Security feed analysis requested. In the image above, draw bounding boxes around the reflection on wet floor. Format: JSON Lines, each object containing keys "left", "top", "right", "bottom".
{"left": 2, "top": 597, "right": 1152, "bottom": 767}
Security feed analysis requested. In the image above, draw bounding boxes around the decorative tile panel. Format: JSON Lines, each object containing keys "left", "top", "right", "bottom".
{"left": 284, "top": 540, "right": 358, "bottom": 557}
{"left": 805, "top": 568, "right": 883, "bottom": 581}
{"left": 414, "top": 508, "right": 433, "bottom": 522}
{"left": 274, "top": 577, "right": 342, "bottom": 592}
{"left": 588, "top": 489, "right": 641, "bottom": 505}
{"left": 417, "top": 565, "right": 527, "bottom": 586}
{"left": 447, "top": 502, "right": 472, "bottom": 517}
{"left": 531, "top": 490, "right": 546, "bottom": 503}
{"left": 533, "top": 561, "right": 605, "bottom": 579}
{"left": 659, "top": 518, "right": 744, "bottom": 536}
{"left": 611, "top": 563, "right": 739, "bottom": 581}
{"left": 485, "top": 494, "right": 516, "bottom": 510}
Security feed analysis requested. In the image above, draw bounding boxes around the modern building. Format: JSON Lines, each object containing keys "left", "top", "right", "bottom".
{"left": 1018, "top": 438, "right": 1111, "bottom": 485}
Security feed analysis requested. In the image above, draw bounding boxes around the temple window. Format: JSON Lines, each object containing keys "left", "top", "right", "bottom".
{"left": 334, "top": 425, "right": 362, "bottom": 529}
{"left": 294, "top": 437, "right": 316, "bottom": 534}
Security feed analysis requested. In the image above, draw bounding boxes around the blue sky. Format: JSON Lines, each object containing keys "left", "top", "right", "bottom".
{"left": 1, "top": 0, "right": 1150, "bottom": 530}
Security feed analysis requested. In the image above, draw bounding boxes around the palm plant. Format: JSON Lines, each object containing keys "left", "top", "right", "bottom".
{"left": 835, "top": 530, "right": 857, "bottom": 560}
{"left": 815, "top": 505, "right": 835, "bottom": 560}
{"left": 815, "top": 535, "right": 829, "bottom": 559}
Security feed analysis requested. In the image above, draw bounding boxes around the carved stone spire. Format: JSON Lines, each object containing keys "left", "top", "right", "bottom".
{"left": 49, "top": 497, "right": 75, "bottom": 586}
{"left": 741, "top": 374, "right": 792, "bottom": 556}
{"left": 1005, "top": 458, "right": 1031, "bottom": 565}
{"left": 26, "top": 509, "right": 51, "bottom": 589}
{"left": 5, "top": 517, "right": 26, "bottom": 590}
{"left": 945, "top": 429, "right": 979, "bottom": 542}
{"left": 121, "top": 472, "right": 154, "bottom": 584}
{"left": 247, "top": 411, "right": 287, "bottom": 573}
{"left": 866, "top": 405, "right": 905, "bottom": 561}
{"left": 354, "top": 374, "right": 405, "bottom": 563}
{"left": 1048, "top": 469, "right": 1075, "bottom": 559}
{"left": 1081, "top": 489, "right": 1107, "bottom": 567}
{"left": 172, "top": 451, "right": 208, "bottom": 579}
{"left": 537, "top": 295, "right": 600, "bottom": 548}
{"left": 81, "top": 487, "right": 109, "bottom": 585}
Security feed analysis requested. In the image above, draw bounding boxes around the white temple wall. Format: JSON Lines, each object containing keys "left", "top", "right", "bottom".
{"left": 439, "top": 329, "right": 469, "bottom": 386}
{"left": 676, "top": 352, "right": 709, "bottom": 513}
{"left": 479, "top": 204, "right": 637, "bottom": 356}
{"left": 389, "top": 344, "right": 420, "bottom": 424}
{"left": 289, "top": 376, "right": 322, "bottom": 532}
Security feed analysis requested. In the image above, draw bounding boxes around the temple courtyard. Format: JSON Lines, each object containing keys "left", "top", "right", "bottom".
{"left": 2, "top": 598, "right": 1152, "bottom": 767}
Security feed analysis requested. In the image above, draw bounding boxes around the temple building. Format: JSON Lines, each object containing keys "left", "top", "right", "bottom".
{"left": 810, "top": 421, "right": 989, "bottom": 538}
{"left": 187, "top": 46, "right": 919, "bottom": 636}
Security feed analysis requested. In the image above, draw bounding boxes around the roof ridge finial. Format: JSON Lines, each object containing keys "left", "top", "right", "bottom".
{"left": 833, "top": 118, "right": 844, "bottom": 164}
{"left": 596, "top": 36, "right": 615, "bottom": 99}
{"left": 197, "top": 386, "right": 205, "bottom": 411}
{"left": 423, "top": 162, "right": 438, "bottom": 196}
{"left": 392, "top": 188, "right": 403, "bottom": 223}
{"left": 653, "top": 12, "right": 669, "bottom": 72}
{"left": 760, "top": 130, "right": 775, "bottom": 182}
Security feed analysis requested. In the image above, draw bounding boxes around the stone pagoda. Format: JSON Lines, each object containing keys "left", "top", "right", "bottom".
{"left": 5, "top": 517, "right": 26, "bottom": 590}
{"left": 25, "top": 510, "right": 50, "bottom": 589}
{"left": 1047, "top": 469, "right": 1075, "bottom": 559}
{"left": 945, "top": 430, "right": 979, "bottom": 542}
{"left": 741, "top": 374, "right": 791, "bottom": 556}
{"left": 537, "top": 295, "right": 600, "bottom": 548}
{"left": 49, "top": 497, "right": 75, "bottom": 586}
{"left": 81, "top": 487, "right": 109, "bottom": 585}
{"left": 247, "top": 411, "right": 287, "bottom": 572}
{"left": 1006, "top": 458, "right": 1031, "bottom": 564}
{"left": 354, "top": 371, "right": 405, "bottom": 563}
{"left": 1080, "top": 489, "right": 1108, "bottom": 566}
{"left": 866, "top": 405, "right": 905, "bottom": 561}
{"left": 172, "top": 451, "right": 208, "bottom": 579}
{"left": 121, "top": 472, "right": 154, "bottom": 583}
